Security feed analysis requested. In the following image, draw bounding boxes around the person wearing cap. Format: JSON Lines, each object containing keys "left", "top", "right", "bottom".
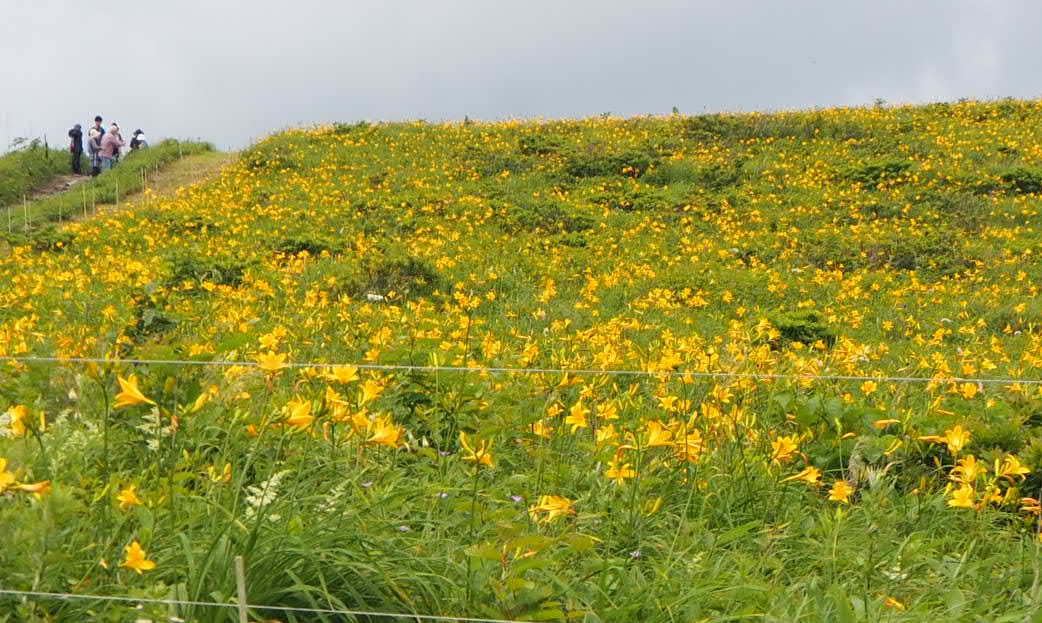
{"left": 130, "top": 129, "right": 149, "bottom": 151}
{"left": 67, "top": 123, "right": 84, "bottom": 174}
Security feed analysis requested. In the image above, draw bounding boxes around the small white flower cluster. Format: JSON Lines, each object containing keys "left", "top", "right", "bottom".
{"left": 244, "top": 469, "right": 291, "bottom": 520}
{"left": 136, "top": 406, "right": 175, "bottom": 452}
{"left": 0, "top": 409, "right": 13, "bottom": 438}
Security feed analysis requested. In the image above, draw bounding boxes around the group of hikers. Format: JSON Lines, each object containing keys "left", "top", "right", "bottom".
{"left": 67, "top": 116, "right": 148, "bottom": 177}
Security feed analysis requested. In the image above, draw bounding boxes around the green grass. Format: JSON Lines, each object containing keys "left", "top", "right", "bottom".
{"left": 0, "top": 139, "right": 71, "bottom": 207}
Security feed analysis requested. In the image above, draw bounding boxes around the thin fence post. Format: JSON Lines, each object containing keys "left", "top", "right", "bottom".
{"left": 115, "top": 176, "right": 119, "bottom": 208}
{"left": 234, "top": 555, "right": 248, "bottom": 623}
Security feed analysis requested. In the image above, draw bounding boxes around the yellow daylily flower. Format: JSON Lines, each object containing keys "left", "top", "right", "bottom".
{"left": 947, "top": 483, "right": 976, "bottom": 509}
{"left": 781, "top": 465, "right": 822, "bottom": 486}
{"left": 459, "top": 431, "right": 494, "bottom": 468}
{"left": 120, "top": 540, "right": 156, "bottom": 574}
{"left": 117, "top": 485, "right": 142, "bottom": 510}
{"left": 529, "top": 494, "right": 575, "bottom": 523}
{"left": 0, "top": 459, "right": 16, "bottom": 494}
{"left": 256, "top": 351, "right": 288, "bottom": 373}
{"left": 367, "top": 415, "right": 402, "bottom": 448}
{"left": 770, "top": 434, "right": 799, "bottom": 463}
{"left": 114, "top": 375, "right": 157, "bottom": 409}
{"left": 284, "top": 397, "right": 314, "bottom": 431}
{"left": 828, "top": 480, "right": 855, "bottom": 504}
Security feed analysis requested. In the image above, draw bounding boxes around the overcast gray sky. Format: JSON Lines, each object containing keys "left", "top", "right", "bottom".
{"left": 2, "top": 0, "right": 1040, "bottom": 151}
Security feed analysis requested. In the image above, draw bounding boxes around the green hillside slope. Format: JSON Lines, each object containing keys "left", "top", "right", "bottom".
{"left": 3, "top": 100, "right": 1042, "bottom": 621}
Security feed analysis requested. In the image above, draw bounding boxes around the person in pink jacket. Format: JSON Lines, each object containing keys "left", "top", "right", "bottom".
{"left": 99, "top": 129, "right": 124, "bottom": 170}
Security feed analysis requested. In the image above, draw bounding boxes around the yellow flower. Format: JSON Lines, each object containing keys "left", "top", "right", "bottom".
{"left": 326, "top": 365, "right": 359, "bottom": 384}
{"left": 2, "top": 405, "right": 29, "bottom": 438}
{"left": 950, "top": 455, "right": 985, "bottom": 484}
{"left": 642, "top": 496, "right": 663, "bottom": 516}
{"left": 565, "top": 400, "right": 588, "bottom": 433}
{"left": 120, "top": 540, "right": 156, "bottom": 574}
{"left": 207, "top": 462, "right": 233, "bottom": 483}
{"left": 13, "top": 481, "right": 52, "bottom": 497}
{"left": 919, "top": 425, "right": 971, "bottom": 455}
{"left": 367, "top": 415, "right": 402, "bottom": 448}
{"left": 0, "top": 458, "right": 14, "bottom": 494}
{"left": 828, "top": 480, "right": 855, "bottom": 504}
{"left": 770, "top": 434, "right": 799, "bottom": 463}
{"left": 546, "top": 402, "right": 564, "bottom": 418}
{"left": 943, "top": 425, "right": 971, "bottom": 455}
{"left": 187, "top": 387, "right": 214, "bottom": 414}
{"left": 958, "top": 382, "right": 978, "bottom": 400}
{"left": 117, "top": 485, "right": 142, "bottom": 510}
{"left": 284, "top": 397, "right": 314, "bottom": 431}
{"left": 459, "top": 431, "right": 494, "bottom": 468}
{"left": 595, "top": 423, "right": 619, "bottom": 448}
{"left": 947, "top": 483, "right": 976, "bottom": 509}
{"left": 359, "top": 379, "right": 385, "bottom": 404}
{"left": 531, "top": 419, "right": 553, "bottom": 439}
{"left": 781, "top": 465, "right": 822, "bottom": 486}
{"left": 996, "top": 455, "right": 1031, "bottom": 481}
{"left": 605, "top": 457, "right": 635, "bottom": 484}
{"left": 643, "top": 420, "right": 673, "bottom": 448}
{"left": 114, "top": 375, "right": 156, "bottom": 409}
{"left": 528, "top": 494, "right": 575, "bottom": 523}
{"left": 324, "top": 385, "right": 347, "bottom": 407}
{"left": 256, "top": 351, "right": 288, "bottom": 373}
{"left": 860, "top": 380, "right": 878, "bottom": 395}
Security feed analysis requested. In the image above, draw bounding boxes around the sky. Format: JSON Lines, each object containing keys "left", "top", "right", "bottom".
{"left": 2, "top": 0, "right": 1040, "bottom": 151}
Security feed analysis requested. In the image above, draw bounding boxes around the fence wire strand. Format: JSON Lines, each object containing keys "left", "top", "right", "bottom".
{"left": 1, "top": 354, "right": 1040, "bottom": 386}
{"left": 0, "top": 588, "right": 536, "bottom": 623}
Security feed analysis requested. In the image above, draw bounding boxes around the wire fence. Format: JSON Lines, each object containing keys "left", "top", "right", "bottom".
{"left": 0, "top": 587, "right": 536, "bottom": 623}
{"left": 1, "top": 354, "right": 1039, "bottom": 386}
{"left": 0, "top": 352, "right": 1033, "bottom": 621}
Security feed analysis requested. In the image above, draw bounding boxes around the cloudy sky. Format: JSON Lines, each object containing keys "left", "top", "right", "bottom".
{"left": 2, "top": 0, "right": 1039, "bottom": 151}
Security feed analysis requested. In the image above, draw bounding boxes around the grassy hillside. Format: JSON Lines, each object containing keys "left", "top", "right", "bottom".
{"left": 0, "top": 139, "right": 72, "bottom": 207}
{"left": 4, "top": 100, "right": 1042, "bottom": 621}
{"left": 0, "top": 140, "right": 214, "bottom": 245}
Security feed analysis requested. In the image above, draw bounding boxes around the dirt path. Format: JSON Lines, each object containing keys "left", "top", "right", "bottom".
{"left": 30, "top": 173, "right": 85, "bottom": 201}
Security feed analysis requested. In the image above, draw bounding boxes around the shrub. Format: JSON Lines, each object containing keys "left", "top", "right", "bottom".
{"left": 274, "top": 233, "right": 343, "bottom": 256}
{"left": 770, "top": 310, "right": 836, "bottom": 347}
{"left": 564, "top": 148, "right": 655, "bottom": 178}
{"left": 518, "top": 134, "right": 565, "bottom": 156}
{"left": 843, "top": 158, "right": 912, "bottom": 187}
{"left": 1000, "top": 167, "right": 1042, "bottom": 194}
{"left": 358, "top": 255, "right": 442, "bottom": 299}
{"left": 498, "top": 200, "right": 595, "bottom": 233}
{"left": 164, "top": 250, "right": 250, "bottom": 289}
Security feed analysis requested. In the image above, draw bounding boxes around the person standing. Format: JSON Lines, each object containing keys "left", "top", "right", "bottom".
{"left": 99, "top": 129, "right": 123, "bottom": 171}
{"left": 67, "top": 123, "right": 83, "bottom": 174}
{"left": 92, "top": 115, "right": 105, "bottom": 138}
{"left": 130, "top": 129, "right": 148, "bottom": 151}
{"left": 87, "top": 128, "right": 103, "bottom": 177}
{"left": 109, "top": 123, "right": 123, "bottom": 163}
